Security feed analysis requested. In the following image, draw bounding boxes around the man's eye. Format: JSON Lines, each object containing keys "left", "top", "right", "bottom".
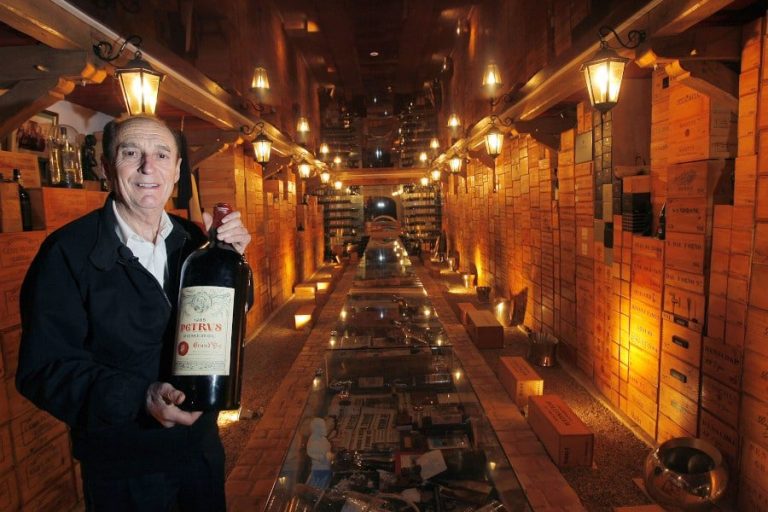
{"left": 158, "top": 153, "right": 168, "bottom": 159}
{"left": 122, "top": 150, "right": 138, "bottom": 158}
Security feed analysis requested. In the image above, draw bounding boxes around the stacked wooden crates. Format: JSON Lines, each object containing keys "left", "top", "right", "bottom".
{"left": 736, "top": 17, "right": 768, "bottom": 510}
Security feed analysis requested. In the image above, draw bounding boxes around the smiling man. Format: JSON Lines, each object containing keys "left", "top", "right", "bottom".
{"left": 17, "top": 115, "right": 251, "bottom": 511}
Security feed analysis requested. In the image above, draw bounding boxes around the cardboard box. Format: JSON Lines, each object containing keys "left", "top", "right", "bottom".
{"left": 527, "top": 395, "right": 594, "bottom": 467}
{"left": 498, "top": 356, "right": 543, "bottom": 409}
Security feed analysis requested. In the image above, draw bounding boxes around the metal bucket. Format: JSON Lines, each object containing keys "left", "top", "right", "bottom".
{"left": 527, "top": 332, "right": 558, "bottom": 367}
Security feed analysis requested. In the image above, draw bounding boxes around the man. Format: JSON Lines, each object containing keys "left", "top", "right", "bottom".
{"left": 17, "top": 115, "right": 251, "bottom": 511}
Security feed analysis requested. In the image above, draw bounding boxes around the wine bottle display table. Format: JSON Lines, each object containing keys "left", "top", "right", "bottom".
{"left": 262, "top": 236, "right": 533, "bottom": 512}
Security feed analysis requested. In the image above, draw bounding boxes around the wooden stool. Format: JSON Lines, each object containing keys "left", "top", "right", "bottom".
{"left": 466, "top": 310, "right": 503, "bottom": 348}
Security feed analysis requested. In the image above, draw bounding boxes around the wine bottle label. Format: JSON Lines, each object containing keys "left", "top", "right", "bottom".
{"left": 173, "top": 285, "right": 235, "bottom": 376}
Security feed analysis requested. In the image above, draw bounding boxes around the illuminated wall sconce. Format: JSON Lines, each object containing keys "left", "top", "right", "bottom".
{"left": 581, "top": 26, "right": 646, "bottom": 113}
{"left": 297, "top": 116, "right": 310, "bottom": 134}
{"left": 419, "top": 151, "right": 428, "bottom": 164}
{"left": 420, "top": 176, "right": 430, "bottom": 187}
{"left": 334, "top": 179, "right": 343, "bottom": 190}
{"left": 320, "top": 170, "right": 331, "bottom": 184}
{"left": 333, "top": 155, "right": 342, "bottom": 167}
{"left": 241, "top": 122, "right": 272, "bottom": 164}
{"left": 251, "top": 66, "right": 270, "bottom": 91}
{"left": 449, "top": 155, "right": 463, "bottom": 174}
{"left": 297, "top": 158, "right": 312, "bottom": 179}
{"left": 93, "top": 35, "right": 164, "bottom": 116}
{"left": 430, "top": 169, "right": 442, "bottom": 182}
{"left": 447, "top": 113, "right": 461, "bottom": 128}
{"left": 430, "top": 137, "right": 440, "bottom": 151}
{"left": 484, "top": 125, "right": 505, "bottom": 159}
{"left": 482, "top": 63, "right": 502, "bottom": 88}
{"left": 319, "top": 142, "right": 330, "bottom": 157}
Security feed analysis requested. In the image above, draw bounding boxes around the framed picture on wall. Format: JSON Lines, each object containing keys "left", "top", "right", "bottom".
{"left": 11, "top": 110, "right": 58, "bottom": 157}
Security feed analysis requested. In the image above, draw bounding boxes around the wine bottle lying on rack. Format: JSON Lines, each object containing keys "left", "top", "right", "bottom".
{"left": 172, "top": 203, "right": 252, "bottom": 411}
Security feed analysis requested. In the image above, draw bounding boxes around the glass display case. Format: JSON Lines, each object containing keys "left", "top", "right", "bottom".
{"left": 264, "top": 347, "right": 530, "bottom": 512}
{"left": 262, "top": 236, "right": 530, "bottom": 512}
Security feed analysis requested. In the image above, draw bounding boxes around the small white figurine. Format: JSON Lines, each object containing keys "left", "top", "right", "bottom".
{"left": 306, "top": 417, "right": 333, "bottom": 488}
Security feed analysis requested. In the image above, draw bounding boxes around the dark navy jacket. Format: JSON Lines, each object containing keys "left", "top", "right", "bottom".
{"left": 16, "top": 196, "right": 222, "bottom": 478}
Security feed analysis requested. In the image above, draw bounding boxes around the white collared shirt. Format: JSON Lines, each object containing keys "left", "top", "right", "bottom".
{"left": 113, "top": 202, "right": 174, "bottom": 288}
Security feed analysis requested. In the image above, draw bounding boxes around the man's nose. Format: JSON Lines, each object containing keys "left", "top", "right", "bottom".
{"left": 137, "top": 153, "right": 153, "bottom": 173}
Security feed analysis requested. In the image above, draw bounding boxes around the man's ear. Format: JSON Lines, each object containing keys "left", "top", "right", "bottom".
{"left": 174, "top": 157, "right": 182, "bottom": 183}
{"left": 101, "top": 154, "right": 113, "bottom": 180}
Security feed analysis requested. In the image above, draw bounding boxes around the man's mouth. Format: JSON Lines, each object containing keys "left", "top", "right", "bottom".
{"left": 137, "top": 183, "right": 159, "bottom": 189}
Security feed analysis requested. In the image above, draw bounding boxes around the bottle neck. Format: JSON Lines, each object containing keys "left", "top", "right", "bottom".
{"left": 208, "top": 203, "right": 233, "bottom": 249}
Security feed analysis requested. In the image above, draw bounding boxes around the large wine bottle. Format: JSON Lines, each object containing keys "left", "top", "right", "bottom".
{"left": 172, "top": 203, "right": 251, "bottom": 411}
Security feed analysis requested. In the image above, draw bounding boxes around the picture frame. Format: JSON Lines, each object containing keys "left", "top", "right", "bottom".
{"left": 10, "top": 110, "right": 58, "bottom": 158}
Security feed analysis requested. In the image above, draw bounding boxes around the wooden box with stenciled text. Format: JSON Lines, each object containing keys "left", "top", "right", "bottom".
{"left": 665, "top": 231, "right": 710, "bottom": 274}
{"left": 742, "top": 437, "right": 768, "bottom": 501}
{"left": 27, "top": 187, "right": 88, "bottom": 231}
{"left": 629, "top": 300, "right": 662, "bottom": 357}
{"left": 702, "top": 336, "right": 742, "bottom": 389}
{"left": 698, "top": 409, "right": 739, "bottom": 471}
{"left": 627, "top": 399, "right": 657, "bottom": 439}
{"left": 700, "top": 374, "right": 740, "bottom": 428}
{"left": 10, "top": 406, "right": 67, "bottom": 464}
{"left": 661, "top": 316, "right": 703, "bottom": 368}
{"left": 746, "top": 306, "right": 768, "bottom": 357}
{"left": 740, "top": 394, "right": 768, "bottom": 451}
{"left": 742, "top": 349, "right": 768, "bottom": 404}
{"left": 663, "top": 286, "right": 706, "bottom": 328}
{"left": 628, "top": 344, "right": 660, "bottom": 398}
{"left": 666, "top": 198, "right": 712, "bottom": 235}
{"left": 660, "top": 351, "right": 700, "bottom": 400}
{"left": 666, "top": 159, "right": 734, "bottom": 200}
{"left": 0, "top": 470, "right": 19, "bottom": 512}
{"left": 16, "top": 431, "right": 71, "bottom": 504}
{"left": 658, "top": 383, "right": 699, "bottom": 436}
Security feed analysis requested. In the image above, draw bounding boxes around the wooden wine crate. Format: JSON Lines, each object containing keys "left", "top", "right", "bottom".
{"left": 27, "top": 187, "right": 88, "bottom": 231}
{"left": 702, "top": 336, "right": 742, "bottom": 388}
{"left": 0, "top": 182, "right": 22, "bottom": 233}
{"left": 658, "top": 383, "right": 699, "bottom": 436}
{"left": 10, "top": 407, "right": 67, "bottom": 464}
{"left": 700, "top": 374, "right": 740, "bottom": 428}
{"left": 0, "top": 470, "right": 19, "bottom": 512}
{"left": 16, "top": 432, "right": 71, "bottom": 504}
{"left": 661, "top": 317, "right": 702, "bottom": 368}
{"left": 660, "top": 351, "right": 700, "bottom": 400}
{"left": 698, "top": 409, "right": 739, "bottom": 469}
{"left": 657, "top": 411, "right": 694, "bottom": 444}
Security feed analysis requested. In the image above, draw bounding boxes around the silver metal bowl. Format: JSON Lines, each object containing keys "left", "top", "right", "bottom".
{"left": 643, "top": 437, "right": 728, "bottom": 511}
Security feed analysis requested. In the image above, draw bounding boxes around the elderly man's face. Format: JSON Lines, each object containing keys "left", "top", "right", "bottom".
{"left": 109, "top": 118, "right": 181, "bottom": 216}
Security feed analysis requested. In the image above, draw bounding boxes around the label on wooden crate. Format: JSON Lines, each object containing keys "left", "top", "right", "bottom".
{"left": 667, "top": 198, "right": 710, "bottom": 234}
{"left": 667, "top": 160, "right": 732, "bottom": 199}
{"left": 699, "top": 409, "right": 739, "bottom": 467}
{"left": 659, "top": 383, "right": 699, "bottom": 436}
{"left": 739, "top": 477, "right": 768, "bottom": 512}
{"left": 664, "top": 268, "right": 706, "bottom": 295}
{"left": 743, "top": 438, "right": 768, "bottom": 496}
{"left": 0, "top": 232, "right": 45, "bottom": 270}
{"left": 702, "top": 336, "right": 743, "bottom": 389}
{"left": 632, "top": 256, "right": 664, "bottom": 293}
{"left": 663, "top": 286, "right": 706, "bottom": 327}
{"left": 16, "top": 432, "right": 71, "bottom": 504}
{"left": 747, "top": 307, "right": 768, "bottom": 357}
{"left": 629, "top": 345, "right": 660, "bottom": 394}
{"left": 629, "top": 300, "right": 662, "bottom": 357}
{"left": 700, "top": 374, "right": 740, "bottom": 428}
{"left": 741, "top": 394, "right": 768, "bottom": 450}
{"left": 661, "top": 318, "right": 702, "bottom": 368}
{"left": 660, "top": 351, "right": 700, "bottom": 399}
{"left": 0, "top": 267, "right": 23, "bottom": 330}
{"left": 665, "top": 231, "right": 708, "bottom": 273}
{"left": 10, "top": 407, "right": 68, "bottom": 464}
{"left": 631, "top": 282, "right": 663, "bottom": 309}
{"left": 743, "top": 348, "right": 768, "bottom": 403}
{"left": 632, "top": 236, "right": 664, "bottom": 260}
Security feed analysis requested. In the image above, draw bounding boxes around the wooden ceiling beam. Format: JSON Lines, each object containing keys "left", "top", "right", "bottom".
{"left": 665, "top": 59, "right": 738, "bottom": 110}
{"left": 0, "top": 77, "right": 74, "bottom": 139}
{"left": 393, "top": 0, "right": 435, "bottom": 94}
{"left": 0, "top": 46, "right": 104, "bottom": 82}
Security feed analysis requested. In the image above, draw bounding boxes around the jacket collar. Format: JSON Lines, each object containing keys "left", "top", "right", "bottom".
{"left": 89, "top": 195, "right": 190, "bottom": 271}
